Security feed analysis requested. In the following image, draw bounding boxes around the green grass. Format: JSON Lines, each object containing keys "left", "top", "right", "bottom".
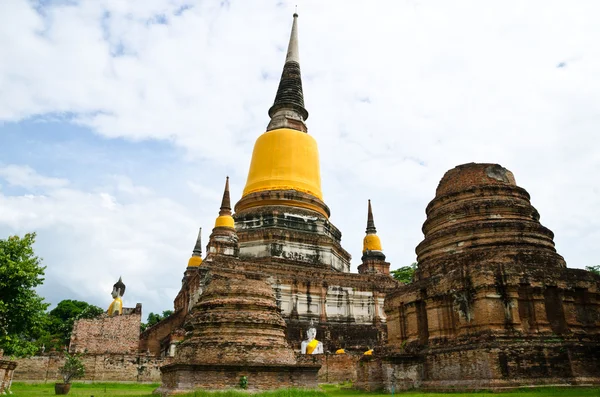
{"left": 9, "top": 382, "right": 600, "bottom": 397}
{"left": 177, "top": 390, "right": 328, "bottom": 397}
{"left": 10, "top": 382, "right": 159, "bottom": 396}
{"left": 320, "top": 383, "right": 600, "bottom": 397}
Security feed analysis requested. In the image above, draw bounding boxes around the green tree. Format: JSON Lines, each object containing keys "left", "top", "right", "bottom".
{"left": 42, "top": 300, "right": 104, "bottom": 349}
{"left": 59, "top": 352, "right": 85, "bottom": 384}
{"left": 586, "top": 265, "right": 600, "bottom": 276}
{"left": 391, "top": 262, "right": 418, "bottom": 284}
{"left": 0, "top": 233, "right": 49, "bottom": 356}
{"left": 141, "top": 310, "right": 174, "bottom": 332}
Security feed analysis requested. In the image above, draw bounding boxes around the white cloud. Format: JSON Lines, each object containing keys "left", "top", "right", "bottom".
{"left": 0, "top": 164, "right": 69, "bottom": 189}
{"left": 0, "top": 167, "right": 218, "bottom": 315}
{"left": 1, "top": 0, "right": 600, "bottom": 314}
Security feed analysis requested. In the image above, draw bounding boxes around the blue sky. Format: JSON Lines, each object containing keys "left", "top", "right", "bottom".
{"left": 1, "top": 0, "right": 600, "bottom": 317}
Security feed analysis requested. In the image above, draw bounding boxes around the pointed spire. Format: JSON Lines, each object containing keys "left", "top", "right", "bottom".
{"left": 285, "top": 12, "right": 300, "bottom": 64}
{"left": 219, "top": 176, "right": 232, "bottom": 216}
{"left": 192, "top": 227, "right": 202, "bottom": 257}
{"left": 267, "top": 13, "right": 309, "bottom": 132}
{"left": 366, "top": 199, "right": 377, "bottom": 234}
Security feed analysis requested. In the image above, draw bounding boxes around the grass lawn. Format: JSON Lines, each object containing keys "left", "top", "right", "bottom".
{"left": 10, "top": 382, "right": 158, "bottom": 396}
{"left": 10, "top": 382, "right": 600, "bottom": 397}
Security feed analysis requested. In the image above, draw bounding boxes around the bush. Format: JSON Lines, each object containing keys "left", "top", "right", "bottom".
{"left": 59, "top": 352, "right": 85, "bottom": 384}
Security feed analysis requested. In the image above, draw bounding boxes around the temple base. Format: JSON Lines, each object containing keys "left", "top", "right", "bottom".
{"left": 155, "top": 363, "right": 321, "bottom": 396}
{"left": 355, "top": 341, "right": 600, "bottom": 392}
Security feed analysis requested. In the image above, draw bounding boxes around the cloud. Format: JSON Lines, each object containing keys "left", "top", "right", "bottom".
{"left": 0, "top": 165, "right": 69, "bottom": 189}
{"left": 0, "top": 167, "right": 203, "bottom": 314}
{"left": 1, "top": 0, "right": 600, "bottom": 315}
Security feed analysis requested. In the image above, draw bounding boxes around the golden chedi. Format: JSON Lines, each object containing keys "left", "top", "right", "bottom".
{"left": 233, "top": 13, "right": 351, "bottom": 272}
{"left": 358, "top": 200, "right": 390, "bottom": 275}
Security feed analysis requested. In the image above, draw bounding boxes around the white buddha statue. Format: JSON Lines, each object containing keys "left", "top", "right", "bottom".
{"left": 301, "top": 321, "right": 323, "bottom": 354}
{"left": 107, "top": 277, "right": 126, "bottom": 316}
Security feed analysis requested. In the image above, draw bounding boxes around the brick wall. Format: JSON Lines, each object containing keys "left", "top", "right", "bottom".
{"left": 69, "top": 305, "right": 141, "bottom": 354}
{"left": 156, "top": 363, "right": 320, "bottom": 394}
{"left": 13, "top": 353, "right": 169, "bottom": 383}
{"left": 139, "top": 309, "right": 186, "bottom": 356}
{"left": 297, "top": 354, "right": 359, "bottom": 383}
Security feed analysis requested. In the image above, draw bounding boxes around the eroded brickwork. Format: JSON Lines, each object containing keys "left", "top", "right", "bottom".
{"left": 69, "top": 304, "right": 142, "bottom": 354}
{"left": 298, "top": 354, "right": 359, "bottom": 383}
{"left": 156, "top": 265, "right": 320, "bottom": 395}
{"left": 13, "top": 353, "right": 168, "bottom": 383}
{"left": 365, "top": 163, "right": 600, "bottom": 391}
{"left": 139, "top": 309, "right": 186, "bottom": 357}
{"left": 0, "top": 351, "right": 17, "bottom": 394}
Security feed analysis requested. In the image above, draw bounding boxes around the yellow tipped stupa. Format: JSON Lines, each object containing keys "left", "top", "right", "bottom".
{"left": 241, "top": 13, "right": 323, "bottom": 206}
{"left": 187, "top": 227, "right": 203, "bottom": 267}
{"left": 363, "top": 200, "right": 383, "bottom": 253}
{"left": 214, "top": 177, "right": 235, "bottom": 229}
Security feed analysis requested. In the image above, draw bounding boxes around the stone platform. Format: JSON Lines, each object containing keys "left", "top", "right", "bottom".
{"left": 156, "top": 363, "right": 320, "bottom": 395}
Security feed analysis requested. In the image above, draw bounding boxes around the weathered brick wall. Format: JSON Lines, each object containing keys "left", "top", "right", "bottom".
{"left": 355, "top": 356, "right": 383, "bottom": 391}
{"left": 13, "top": 353, "right": 168, "bottom": 383}
{"left": 297, "top": 354, "right": 359, "bottom": 383}
{"left": 139, "top": 309, "right": 186, "bottom": 356}
{"left": 156, "top": 363, "right": 320, "bottom": 394}
{"left": 70, "top": 305, "right": 141, "bottom": 354}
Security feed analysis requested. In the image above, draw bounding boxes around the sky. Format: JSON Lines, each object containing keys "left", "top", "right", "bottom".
{"left": 1, "top": 0, "right": 599, "bottom": 318}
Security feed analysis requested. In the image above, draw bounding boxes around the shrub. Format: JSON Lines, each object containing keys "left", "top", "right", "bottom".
{"left": 58, "top": 352, "right": 85, "bottom": 384}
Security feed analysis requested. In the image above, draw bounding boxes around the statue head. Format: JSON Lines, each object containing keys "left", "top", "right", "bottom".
{"left": 306, "top": 319, "right": 317, "bottom": 341}
{"left": 111, "top": 276, "right": 126, "bottom": 299}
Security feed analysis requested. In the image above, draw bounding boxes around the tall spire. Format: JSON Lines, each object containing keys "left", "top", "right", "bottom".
{"left": 219, "top": 176, "right": 232, "bottom": 216}
{"left": 267, "top": 13, "right": 308, "bottom": 133}
{"left": 366, "top": 199, "right": 377, "bottom": 234}
{"left": 192, "top": 228, "right": 202, "bottom": 257}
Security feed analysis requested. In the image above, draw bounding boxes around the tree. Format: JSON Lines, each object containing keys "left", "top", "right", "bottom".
{"left": 58, "top": 352, "right": 85, "bottom": 384}
{"left": 0, "top": 233, "right": 49, "bottom": 356}
{"left": 391, "top": 262, "right": 418, "bottom": 284}
{"left": 586, "top": 265, "right": 600, "bottom": 276}
{"left": 141, "top": 310, "right": 174, "bottom": 332}
{"left": 42, "top": 300, "right": 104, "bottom": 349}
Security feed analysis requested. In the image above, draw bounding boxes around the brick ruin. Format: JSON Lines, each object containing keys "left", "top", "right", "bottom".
{"left": 69, "top": 304, "right": 142, "bottom": 355}
{"left": 0, "top": 350, "right": 17, "bottom": 394}
{"left": 357, "top": 163, "right": 600, "bottom": 391}
{"left": 156, "top": 267, "right": 321, "bottom": 395}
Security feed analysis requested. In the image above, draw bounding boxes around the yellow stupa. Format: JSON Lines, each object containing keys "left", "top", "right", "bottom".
{"left": 363, "top": 200, "right": 383, "bottom": 252}
{"left": 214, "top": 177, "right": 235, "bottom": 229}
{"left": 187, "top": 228, "right": 203, "bottom": 267}
{"left": 240, "top": 13, "right": 325, "bottom": 214}
{"left": 243, "top": 129, "right": 322, "bottom": 200}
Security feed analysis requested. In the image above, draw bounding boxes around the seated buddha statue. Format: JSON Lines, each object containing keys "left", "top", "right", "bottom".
{"left": 107, "top": 277, "right": 126, "bottom": 316}
{"left": 301, "top": 321, "right": 324, "bottom": 355}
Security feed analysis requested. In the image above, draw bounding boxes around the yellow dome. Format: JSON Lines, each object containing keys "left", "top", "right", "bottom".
{"left": 364, "top": 349, "right": 373, "bottom": 356}
{"left": 188, "top": 256, "right": 203, "bottom": 267}
{"left": 335, "top": 348, "right": 346, "bottom": 354}
{"left": 243, "top": 128, "right": 322, "bottom": 200}
{"left": 215, "top": 215, "right": 235, "bottom": 229}
{"left": 363, "top": 234, "right": 382, "bottom": 252}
